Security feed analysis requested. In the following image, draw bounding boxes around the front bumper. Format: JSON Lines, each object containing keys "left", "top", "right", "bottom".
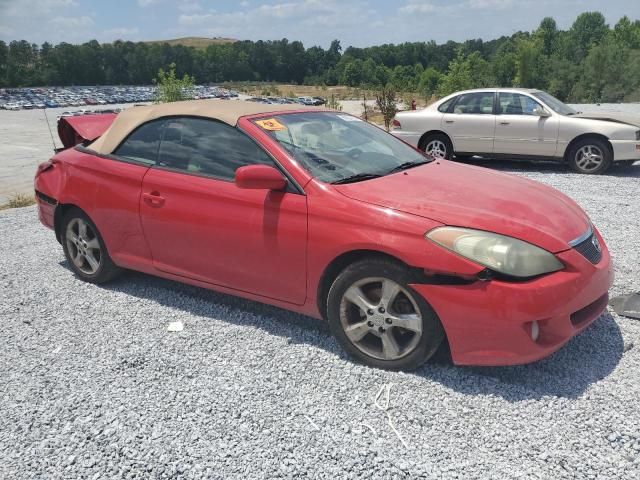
{"left": 410, "top": 229, "right": 614, "bottom": 366}
{"left": 611, "top": 139, "right": 640, "bottom": 161}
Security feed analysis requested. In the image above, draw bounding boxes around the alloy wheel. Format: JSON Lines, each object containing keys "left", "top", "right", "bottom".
{"left": 425, "top": 140, "right": 447, "bottom": 158}
{"left": 575, "top": 145, "right": 604, "bottom": 173}
{"left": 339, "top": 277, "right": 423, "bottom": 361}
{"left": 65, "top": 218, "right": 102, "bottom": 275}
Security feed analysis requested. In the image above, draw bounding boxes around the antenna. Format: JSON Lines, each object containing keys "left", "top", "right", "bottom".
{"left": 43, "top": 107, "right": 58, "bottom": 153}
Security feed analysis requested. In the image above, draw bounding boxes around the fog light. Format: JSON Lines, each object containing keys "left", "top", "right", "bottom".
{"left": 530, "top": 321, "right": 540, "bottom": 342}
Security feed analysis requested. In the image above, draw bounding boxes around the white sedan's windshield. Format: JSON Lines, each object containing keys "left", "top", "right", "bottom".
{"left": 255, "top": 112, "right": 431, "bottom": 184}
{"left": 532, "top": 91, "right": 578, "bottom": 116}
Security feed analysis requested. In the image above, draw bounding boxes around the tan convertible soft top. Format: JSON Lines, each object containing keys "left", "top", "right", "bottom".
{"left": 89, "top": 99, "right": 317, "bottom": 154}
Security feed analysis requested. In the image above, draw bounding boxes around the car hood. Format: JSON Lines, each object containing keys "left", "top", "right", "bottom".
{"left": 334, "top": 161, "right": 590, "bottom": 253}
{"left": 573, "top": 112, "right": 640, "bottom": 128}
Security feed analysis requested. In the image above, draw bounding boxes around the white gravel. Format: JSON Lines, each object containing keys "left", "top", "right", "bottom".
{"left": 1, "top": 162, "right": 640, "bottom": 479}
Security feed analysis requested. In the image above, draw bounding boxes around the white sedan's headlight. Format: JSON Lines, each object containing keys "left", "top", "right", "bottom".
{"left": 426, "top": 227, "right": 564, "bottom": 278}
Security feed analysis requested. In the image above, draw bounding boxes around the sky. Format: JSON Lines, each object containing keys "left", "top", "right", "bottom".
{"left": 1, "top": 0, "right": 639, "bottom": 48}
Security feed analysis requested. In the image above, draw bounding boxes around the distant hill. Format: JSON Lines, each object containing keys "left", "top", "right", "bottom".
{"left": 144, "top": 37, "right": 237, "bottom": 49}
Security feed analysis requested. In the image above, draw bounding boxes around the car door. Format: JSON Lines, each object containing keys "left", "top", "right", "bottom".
{"left": 493, "top": 92, "right": 559, "bottom": 157}
{"left": 138, "top": 116, "right": 308, "bottom": 305}
{"left": 442, "top": 91, "right": 496, "bottom": 154}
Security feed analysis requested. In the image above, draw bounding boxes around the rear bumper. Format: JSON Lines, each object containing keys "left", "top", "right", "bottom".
{"left": 391, "top": 130, "right": 422, "bottom": 148}
{"left": 611, "top": 139, "right": 640, "bottom": 161}
{"left": 410, "top": 229, "right": 614, "bottom": 366}
{"left": 35, "top": 192, "right": 56, "bottom": 230}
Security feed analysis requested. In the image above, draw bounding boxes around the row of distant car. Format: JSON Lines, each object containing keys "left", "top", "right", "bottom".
{"left": 0, "top": 85, "right": 239, "bottom": 111}
{"left": 246, "top": 96, "right": 326, "bottom": 106}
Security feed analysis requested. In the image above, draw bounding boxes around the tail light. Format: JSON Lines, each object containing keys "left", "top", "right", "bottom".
{"left": 392, "top": 119, "right": 401, "bottom": 129}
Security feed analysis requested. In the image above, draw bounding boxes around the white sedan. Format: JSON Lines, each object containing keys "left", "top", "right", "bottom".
{"left": 392, "top": 88, "right": 640, "bottom": 174}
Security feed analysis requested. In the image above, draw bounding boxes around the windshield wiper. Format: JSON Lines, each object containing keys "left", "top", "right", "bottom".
{"left": 386, "top": 160, "right": 431, "bottom": 175}
{"left": 332, "top": 173, "right": 382, "bottom": 185}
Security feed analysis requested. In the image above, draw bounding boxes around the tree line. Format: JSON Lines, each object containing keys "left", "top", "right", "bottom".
{"left": 1, "top": 11, "right": 639, "bottom": 102}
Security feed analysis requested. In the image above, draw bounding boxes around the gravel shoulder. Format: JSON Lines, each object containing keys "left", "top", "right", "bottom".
{"left": 1, "top": 161, "right": 640, "bottom": 479}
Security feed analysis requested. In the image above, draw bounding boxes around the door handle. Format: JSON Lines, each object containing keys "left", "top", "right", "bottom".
{"left": 142, "top": 191, "right": 165, "bottom": 207}
{"left": 500, "top": 121, "right": 510, "bottom": 125}
{"left": 445, "top": 120, "right": 455, "bottom": 124}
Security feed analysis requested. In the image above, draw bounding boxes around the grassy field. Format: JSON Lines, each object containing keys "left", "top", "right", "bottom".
{"left": 144, "top": 37, "right": 237, "bottom": 49}
{"left": 0, "top": 193, "right": 35, "bottom": 211}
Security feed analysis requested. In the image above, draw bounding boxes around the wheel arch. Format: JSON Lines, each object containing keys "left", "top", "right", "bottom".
{"left": 563, "top": 133, "right": 613, "bottom": 162}
{"left": 418, "top": 130, "right": 454, "bottom": 151}
{"left": 54, "top": 203, "right": 84, "bottom": 243}
{"left": 317, "top": 249, "right": 453, "bottom": 366}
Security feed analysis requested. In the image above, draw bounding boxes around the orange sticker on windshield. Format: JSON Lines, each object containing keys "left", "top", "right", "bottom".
{"left": 256, "top": 118, "right": 286, "bottom": 131}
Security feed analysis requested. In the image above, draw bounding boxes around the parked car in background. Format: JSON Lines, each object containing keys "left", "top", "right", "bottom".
{"left": 392, "top": 88, "right": 640, "bottom": 174}
{"left": 35, "top": 101, "right": 612, "bottom": 370}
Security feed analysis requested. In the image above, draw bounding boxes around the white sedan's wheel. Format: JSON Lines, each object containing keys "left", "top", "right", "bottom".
{"left": 568, "top": 138, "right": 612, "bottom": 174}
{"left": 575, "top": 145, "right": 604, "bottom": 173}
{"left": 425, "top": 140, "right": 447, "bottom": 158}
{"left": 420, "top": 134, "right": 452, "bottom": 160}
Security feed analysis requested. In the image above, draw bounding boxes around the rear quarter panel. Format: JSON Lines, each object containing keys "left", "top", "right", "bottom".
{"left": 42, "top": 148, "right": 152, "bottom": 267}
{"left": 393, "top": 109, "right": 444, "bottom": 148}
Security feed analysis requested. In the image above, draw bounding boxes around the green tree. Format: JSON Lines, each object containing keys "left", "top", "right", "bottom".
{"left": 0, "top": 41, "right": 7, "bottom": 87}
{"left": 515, "top": 38, "right": 547, "bottom": 88}
{"left": 536, "top": 17, "right": 559, "bottom": 55}
{"left": 153, "top": 63, "right": 195, "bottom": 103}
{"left": 613, "top": 16, "right": 640, "bottom": 49}
{"left": 417, "top": 67, "right": 442, "bottom": 99}
{"left": 437, "top": 51, "right": 473, "bottom": 96}
{"left": 569, "top": 11, "right": 608, "bottom": 61}
{"left": 375, "top": 86, "right": 398, "bottom": 132}
{"left": 571, "top": 38, "right": 631, "bottom": 102}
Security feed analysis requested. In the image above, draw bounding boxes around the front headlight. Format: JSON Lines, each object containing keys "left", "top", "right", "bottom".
{"left": 426, "top": 227, "right": 564, "bottom": 278}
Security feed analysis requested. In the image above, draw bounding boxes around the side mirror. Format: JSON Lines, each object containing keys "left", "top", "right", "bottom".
{"left": 533, "top": 107, "right": 551, "bottom": 117}
{"left": 235, "top": 165, "right": 287, "bottom": 191}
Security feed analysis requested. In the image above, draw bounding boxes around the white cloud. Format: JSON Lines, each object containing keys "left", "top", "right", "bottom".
{"left": 101, "top": 27, "right": 140, "bottom": 40}
{"left": 399, "top": 2, "right": 438, "bottom": 14}
{"left": 178, "top": 1, "right": 202, "bottom": 13}
{"left": 50, "top": 15, "right": 94, "bottom": 29}
{"left": 177, "top": 0, "right": 374, "bottom": 45}
{"left": 466, "top": 0, "right": 514, "bottom": 9}
{"left": 137, "top": 0, "right": 159, "bottom": 6}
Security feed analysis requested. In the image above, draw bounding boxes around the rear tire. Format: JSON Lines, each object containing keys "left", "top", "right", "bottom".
{"left": 567, "top": 138, "right": 612, "bottom": 174}
{"left": 61, "top": 208, "right": 121, "bottom": 284}
{"left": 326, "top": 258, "right": 444, "bottom": 370}
{"left": 420, "top": 133, "right": 452, "bottom": 160}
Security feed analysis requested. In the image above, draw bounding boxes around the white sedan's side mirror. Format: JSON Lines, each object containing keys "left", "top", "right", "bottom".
{"left": 533, "top": 107, "right": 551, "bottom": 117}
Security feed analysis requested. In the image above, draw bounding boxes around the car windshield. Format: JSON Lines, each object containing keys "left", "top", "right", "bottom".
{"left": 254, "top": 112, "right": 432, "bottom": 183}
{"left": 532, "top": 91, "right": 578, "bottom": 116}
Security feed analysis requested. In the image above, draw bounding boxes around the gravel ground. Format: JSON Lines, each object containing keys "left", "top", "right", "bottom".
{"left": 1, "top": 162, "right": 640, "bottom": 479}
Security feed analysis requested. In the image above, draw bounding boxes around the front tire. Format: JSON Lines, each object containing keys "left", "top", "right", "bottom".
{"left": 61, "top": 208, "right": 121, "bottom": 284}
{"left": 326, "top": 259, "right": 444, "bottom": 370}
{"left": 568, "top": 138, "right": 612, "bottom": 174}
{"left": 420, "top": 133, "right": 452, "bottom": 160}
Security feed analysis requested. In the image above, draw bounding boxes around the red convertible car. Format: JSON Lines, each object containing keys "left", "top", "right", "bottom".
{"left": 34, "top": 101, "right": 614, "bottom": 370}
